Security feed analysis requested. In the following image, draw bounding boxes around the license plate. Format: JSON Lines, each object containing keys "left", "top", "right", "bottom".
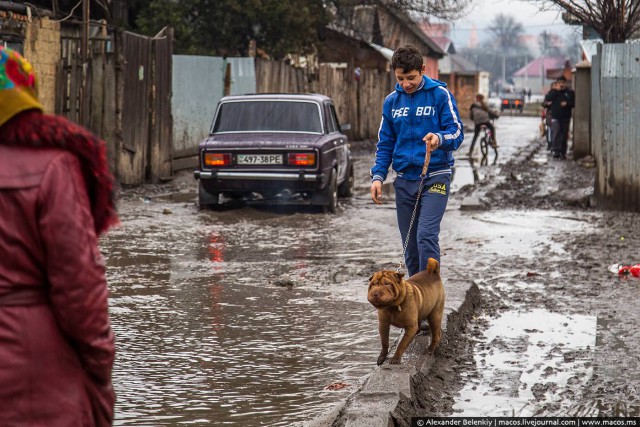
{"left": 237, "top": 154, "right": 282, "bottom": 165}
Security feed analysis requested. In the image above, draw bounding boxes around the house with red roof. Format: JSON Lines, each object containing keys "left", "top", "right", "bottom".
{"left": 512, "top": 56, "right": 569, "bottom": 95}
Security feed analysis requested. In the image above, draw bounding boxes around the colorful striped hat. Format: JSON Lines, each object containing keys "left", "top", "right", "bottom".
{"left": 0, "top": 46, "right": 43, "bottom": 128}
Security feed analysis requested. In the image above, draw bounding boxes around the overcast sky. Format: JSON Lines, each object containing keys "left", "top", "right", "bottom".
{"left": 448, "top": 0, "right": 578, "bottom": 47}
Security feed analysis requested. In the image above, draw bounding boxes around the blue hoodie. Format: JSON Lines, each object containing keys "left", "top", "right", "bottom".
{"left": 371, "top": 75, "right": 463, "bottom": 182}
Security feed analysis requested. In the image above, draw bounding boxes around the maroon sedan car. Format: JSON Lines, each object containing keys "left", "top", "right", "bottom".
{"left": 194, "top": 94, "right": 354, "bottom": 212}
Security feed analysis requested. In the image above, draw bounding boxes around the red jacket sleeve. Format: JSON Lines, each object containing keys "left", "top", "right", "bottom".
{"left": 37, "top": 152, "right": 115, "bottom": 386}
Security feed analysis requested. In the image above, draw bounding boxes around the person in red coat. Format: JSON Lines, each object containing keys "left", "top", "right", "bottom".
{"left": 0, "top": 47, "right": 118, "bottom": 425}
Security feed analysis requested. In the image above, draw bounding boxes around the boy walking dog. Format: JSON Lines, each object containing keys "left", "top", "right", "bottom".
{"left": 370, "top": 44, "right": 463, "bottom": 276}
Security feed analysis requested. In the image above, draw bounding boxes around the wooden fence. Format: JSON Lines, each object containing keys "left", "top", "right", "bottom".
{"left": 255, "top": 58, "right": 393, "bottom": 140}
{"left": 56, "top": 28, "right": 173, "bottom": 185}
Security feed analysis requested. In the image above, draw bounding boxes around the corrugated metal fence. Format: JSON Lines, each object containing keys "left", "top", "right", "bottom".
{"left": 172, "top": 55, "right": 225, "bottom": 169}
{"left": 171, "top": 56, "right": 256, "bottom": 170}
{"left": 592, "top": 43, "right": 640, "bottom": 212}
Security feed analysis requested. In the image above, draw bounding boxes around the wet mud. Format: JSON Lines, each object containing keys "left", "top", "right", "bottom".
{"left": 396, "top": 136, "right": 640, "bottom": 421}
{"left": 104, "top": 116, "right": 639, "bottom": 425}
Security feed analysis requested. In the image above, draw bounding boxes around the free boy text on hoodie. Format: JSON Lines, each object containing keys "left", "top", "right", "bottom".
{"left": 371, "top": 75, "right": 464, "bottom": 182}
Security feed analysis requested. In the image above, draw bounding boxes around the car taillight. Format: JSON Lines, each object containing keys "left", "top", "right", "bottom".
{"left": 502, "top": 99, "right": 509, "bottom": 105}
{"left": 204, "top": 153, "right": 231, "bottom": 167}
{"left": 288, "top": 153, "right": 315, "bottom": 166}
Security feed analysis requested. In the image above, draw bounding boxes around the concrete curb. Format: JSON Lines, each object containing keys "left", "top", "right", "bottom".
{"left": 306, "top": 281, "right": 482, "bottom": 427}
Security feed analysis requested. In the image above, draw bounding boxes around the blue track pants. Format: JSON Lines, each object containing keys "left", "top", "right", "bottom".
{"left": 393, "top": 174, "right": 450, "bottom": 276}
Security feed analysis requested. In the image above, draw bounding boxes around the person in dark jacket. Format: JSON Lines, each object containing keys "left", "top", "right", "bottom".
{"left": 0, "top": 46, "right": 118, "bottom": 426}
{"left": 370, "top": 45, "right": 464, "bottom": 275}
{"left": 468, "top": 93, "right": 498, "bottom": 157}
{"left": 543, "top": 76, "right": 575, "bottom": 159}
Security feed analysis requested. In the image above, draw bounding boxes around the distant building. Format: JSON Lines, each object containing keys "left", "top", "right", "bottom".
{"left": 419, "top": 21, "right": 489, "bottom": 113}
{"left": 341, "top": 5, "right": 445, "bottom": 79}
{"left": 512, "top": 56, "right": 567, "bottom": 94}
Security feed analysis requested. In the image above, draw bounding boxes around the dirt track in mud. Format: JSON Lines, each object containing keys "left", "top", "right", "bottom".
{"left": 395, "top": 139, "right": 640, "bottom": 421}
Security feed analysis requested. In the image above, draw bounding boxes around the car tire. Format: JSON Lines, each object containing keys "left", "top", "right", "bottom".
{"left": 198, "top": 181, "right": 221, "bottom": 210}
{"left": 338, "top": 163, "right": 355, "bottom": 198}
{"left": 322, "top": 169, "right": 338, "bottom": 214}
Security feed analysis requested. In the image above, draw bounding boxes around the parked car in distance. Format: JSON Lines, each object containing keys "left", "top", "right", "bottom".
{"left": 500, "top": 93, "right": 524, "bottom": 113}
{"left": 194, "top": 93, "right": 354, "bottom": 213}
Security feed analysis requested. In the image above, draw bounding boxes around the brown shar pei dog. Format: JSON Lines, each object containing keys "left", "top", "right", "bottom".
{"left": 367, "top": 258, "right": 445, "bottom": 365}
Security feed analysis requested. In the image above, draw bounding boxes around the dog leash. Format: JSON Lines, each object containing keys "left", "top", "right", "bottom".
{"left": 397, "top": 146, "right": 431, "bottom": 273}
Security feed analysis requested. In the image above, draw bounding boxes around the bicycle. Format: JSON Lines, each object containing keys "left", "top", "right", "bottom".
{"left": 479, "top": 123, "right": 498, "bottom": 161}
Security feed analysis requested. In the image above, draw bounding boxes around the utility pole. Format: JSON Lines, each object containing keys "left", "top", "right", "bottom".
{"left": 501, "top": 54, "right": 506, "bottom": 89}
{"left": 80, "top": 0, "right": 90, "bottom": 125}
{"left": 82, "top": 0, "right": 89, "bottom": 64}
{"left": 524, "top": 54, "right": 528, "bottom": 91}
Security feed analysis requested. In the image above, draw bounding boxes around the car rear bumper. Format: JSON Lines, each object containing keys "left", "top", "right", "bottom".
{"left": 194, "top": 170, "right": 320, "bottom": 181}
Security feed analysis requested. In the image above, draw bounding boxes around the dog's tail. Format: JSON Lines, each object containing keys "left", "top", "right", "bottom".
{"left": 427, "top": 258, "right": 440, "bottom": 274}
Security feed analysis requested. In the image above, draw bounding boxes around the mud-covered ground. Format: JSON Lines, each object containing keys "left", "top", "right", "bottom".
{"left": 110, "top": 121, "right": 638, "bottom": 424}
{"left": 397, "top": 139, "right": 640, "bottom": 421}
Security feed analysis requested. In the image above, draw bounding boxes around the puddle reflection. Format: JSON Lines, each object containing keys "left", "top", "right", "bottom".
{"left": 106, "top": 204, "right": 385, "bottom": 426}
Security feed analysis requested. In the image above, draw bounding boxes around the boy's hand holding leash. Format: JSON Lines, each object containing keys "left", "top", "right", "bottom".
{"left": 422, "top": 133, "right": 438, "bottom": 176}
{"left": 370, "top": 133, "right": 438, "bottom": 205}
{"left": 423, "top": 133, "right": 439, "bottom": 153}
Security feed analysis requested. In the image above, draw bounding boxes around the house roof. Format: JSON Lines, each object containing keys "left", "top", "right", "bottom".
{"left": 513, "top": 57, "right": 566, "bottom": 77}
{"left": 381, "top": 5, "right": 445, "bottom": 58}
{"left": 440, "top": 53, "right": 482, "bottom": 74}
{"left": 416, "top": 21, "right": 455, "bottom": 54}
{"left": 368, "top": 42, "right": 394, "bottom": 61}
{"left": 580, "top": 39, "right": 602, "bottom": 63}
{"left": 430, "top": 36, "right": 455, "bottom": 54}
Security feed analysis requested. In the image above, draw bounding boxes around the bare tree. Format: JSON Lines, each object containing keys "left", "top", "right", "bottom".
{"left": 539, "top": 30, "right": 563, "bottom": 56}
{"left": 332, "top": 0, "right": 471, "bottom": 22}
{"left": 536, "top": 0, "right": 640, "bottom": 42}
{"left": 488, "top": 14, "right": 526, "bottom": 53}
{"left": 387, "top": 0, "right": 472, "bottom": 20}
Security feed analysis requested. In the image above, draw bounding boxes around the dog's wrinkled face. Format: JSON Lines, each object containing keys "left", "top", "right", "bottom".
{"left": 367, "top": 270, "right": 404, "bottom": 307}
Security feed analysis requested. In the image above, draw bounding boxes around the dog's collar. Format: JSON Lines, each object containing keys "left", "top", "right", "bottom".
{"left": 393, "top": 280, "right": 408, "bottom": 311}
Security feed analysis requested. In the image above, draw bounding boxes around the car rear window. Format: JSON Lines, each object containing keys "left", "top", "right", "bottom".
{"left": 212, "top": 100, "right": 323, "bottom": 134}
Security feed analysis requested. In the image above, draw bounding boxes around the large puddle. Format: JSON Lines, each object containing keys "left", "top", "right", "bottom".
{"left": 105, "top": 196, "right": 392, "bottom": 426}
{"left": 453, "top": 306, "right": 596, "bottom": 416}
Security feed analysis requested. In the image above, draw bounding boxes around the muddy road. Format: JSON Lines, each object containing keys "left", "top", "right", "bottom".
{"left": 103, "top": 115, "right": 639, "bottom": 425}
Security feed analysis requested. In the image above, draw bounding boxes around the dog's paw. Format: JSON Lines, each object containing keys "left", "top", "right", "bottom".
{"left": 376, "top": 355, "right": 387, "bottom": 365}
{"left": 388, "top": 356, "right": 401, "bottom": 365}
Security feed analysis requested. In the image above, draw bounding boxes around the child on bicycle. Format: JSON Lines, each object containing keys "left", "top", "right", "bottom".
{"left": 468, "top": 93, "right": 498, "bottom": 157}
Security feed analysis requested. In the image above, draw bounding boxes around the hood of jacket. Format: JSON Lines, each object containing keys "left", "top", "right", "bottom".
{"left": 395, "top": 75, "right": 447, "bottom": 94}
